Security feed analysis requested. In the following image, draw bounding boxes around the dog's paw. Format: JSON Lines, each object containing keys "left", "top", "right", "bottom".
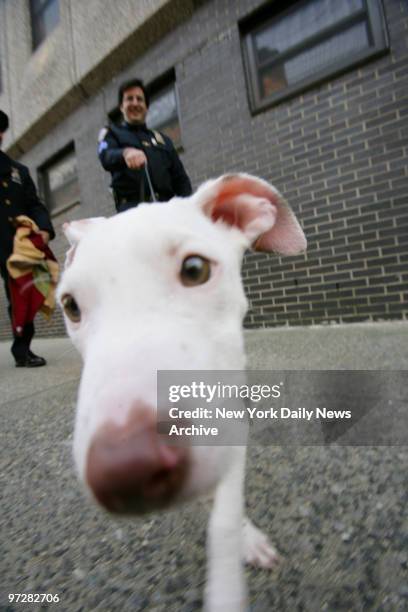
{"left": 242, "top": 518, "right": 280, "bottom": 569}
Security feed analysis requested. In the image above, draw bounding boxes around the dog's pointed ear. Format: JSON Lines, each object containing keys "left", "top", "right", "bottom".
{"left": 63, "top": 217, "right": 106, "bottom": 246}
{"left": 62, "top": 217, "right": 106, "bottom": 267}
{"left": 194, "top": 173, "right": 306, "bottom": 255}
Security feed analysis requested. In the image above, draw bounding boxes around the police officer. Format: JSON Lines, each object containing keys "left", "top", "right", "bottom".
{"left": 98, "top": 78, "right": 192, "bottom": 212}
{"left": 0, "top": 110, "right": 55, "bottom": 367}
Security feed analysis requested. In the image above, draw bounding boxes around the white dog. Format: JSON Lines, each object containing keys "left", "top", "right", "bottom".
{"left": 58, "top": 173, "right": 306, "bottom": 611}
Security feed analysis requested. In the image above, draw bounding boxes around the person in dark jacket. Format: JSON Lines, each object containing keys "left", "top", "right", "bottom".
{"left": 0, "top": 110, "right": 55, "bottom": 367}
{"left": 98, "top": 78, "right": 192, "bottom": 212}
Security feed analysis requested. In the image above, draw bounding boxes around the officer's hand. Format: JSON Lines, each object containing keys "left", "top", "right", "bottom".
{"left": 123, "top": 147, "right": 147, "bottom": 170}
{"left": 39, "top": 231, "right": 50, "bottom": 244}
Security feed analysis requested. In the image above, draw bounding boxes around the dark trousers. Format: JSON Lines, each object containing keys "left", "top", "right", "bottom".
{"left": 0, "top": 262, "right": 34, "bottom": 360}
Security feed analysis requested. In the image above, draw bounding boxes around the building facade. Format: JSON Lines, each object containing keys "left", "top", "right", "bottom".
{"left": 0, "top": 0, "right": 407, "bottom": 340}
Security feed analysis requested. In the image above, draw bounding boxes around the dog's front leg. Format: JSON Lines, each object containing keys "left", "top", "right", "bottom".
{"left": 205, "top": 446, "right": 247, "bottom": 612}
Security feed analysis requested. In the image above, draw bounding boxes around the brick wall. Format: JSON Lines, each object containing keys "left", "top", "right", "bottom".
{"left": 0, "top": 0, "right": 407, "bottom": 341}
{"left": 241, "top": 0, "right": 408, "bottom": 327}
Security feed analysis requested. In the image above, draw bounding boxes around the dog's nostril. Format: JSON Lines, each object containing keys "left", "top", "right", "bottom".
{"left": 143, "top": 464, "right": 186, "bottom": 500}
{"left": 106, "top": 463, "right": 187, "bottom": 514}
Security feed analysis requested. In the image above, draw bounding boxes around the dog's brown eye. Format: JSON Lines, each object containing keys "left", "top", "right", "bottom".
{"left": 61, "top": 294, "right": 81, "bottom": 322}
{"left": 180, "top": 255, "right": 211, "bottom": 286}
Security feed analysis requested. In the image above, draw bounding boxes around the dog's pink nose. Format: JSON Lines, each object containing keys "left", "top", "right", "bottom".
{"left": 86, "top": 407, "right": 188, "bottom": 514}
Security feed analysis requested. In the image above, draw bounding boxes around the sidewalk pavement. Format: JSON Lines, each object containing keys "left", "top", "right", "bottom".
{"left": 1, "top": 320, "right": 407, "bottom": 401}
{"left": 1, "top": 322, "right": 407, "bottom": 611}
{"left": 0, "top": 335, "right": 81, "bottom": 405}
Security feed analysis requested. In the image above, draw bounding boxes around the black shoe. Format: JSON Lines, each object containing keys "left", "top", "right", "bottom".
{"left": 15, "top": 354, "right": 47, "bottom": 367}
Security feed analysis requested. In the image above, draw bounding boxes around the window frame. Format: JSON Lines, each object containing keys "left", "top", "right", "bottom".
{"left": 241, "top": 0, "right": 389, "bottom": 114}
{"left": 38, "top": 143, "right": 80, "bottom": 218}
{"left": 30, "top": 0, "right": 60, "bottom": 51}
{"left": 147, "top": 71, "right": 184, "bottom": 151}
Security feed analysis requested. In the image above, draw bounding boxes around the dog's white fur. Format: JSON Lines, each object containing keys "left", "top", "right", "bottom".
{"left": 58, "top": 173, "right": 306, "bottom": 611}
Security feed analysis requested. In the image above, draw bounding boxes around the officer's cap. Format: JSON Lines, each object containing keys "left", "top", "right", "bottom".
{"left": 0, "top": 110, "right": 9, "bottom": 132}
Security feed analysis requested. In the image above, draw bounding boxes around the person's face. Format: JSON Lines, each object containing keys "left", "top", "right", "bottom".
{"left": 120, "top": 86, "right": 148, "bottom": 125}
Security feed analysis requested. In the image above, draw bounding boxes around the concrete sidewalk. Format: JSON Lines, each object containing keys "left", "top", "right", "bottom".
{"left": 0, "top": 336, "right": 81, "bottom": 405}
{"left": 1, "top": 322, "right": 407, "bottom": 612}
{"left": 1, "top": 320, "right": 407, "bottom": 394}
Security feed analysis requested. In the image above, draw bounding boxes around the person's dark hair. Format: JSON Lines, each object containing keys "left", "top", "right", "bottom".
{"left": 118, "top": 78, "right": 150, "bottom": 107}
{"left": 0, "top": 110, "right": 9, "bottom": 132}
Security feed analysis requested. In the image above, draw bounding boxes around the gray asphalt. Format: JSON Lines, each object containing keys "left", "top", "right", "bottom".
{"left": 1, "top": 322, "right": 407, "bottom": 612}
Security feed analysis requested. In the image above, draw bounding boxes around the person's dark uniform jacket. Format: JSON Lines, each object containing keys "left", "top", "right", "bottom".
{"left": 98, "top": 121, "right": 192, "bottom": 212}
{"left": 0, "top": 150, "right": 55, "bottom": 267}
{"left": 0, "top": 149, "right": 55, "bottom": 360}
